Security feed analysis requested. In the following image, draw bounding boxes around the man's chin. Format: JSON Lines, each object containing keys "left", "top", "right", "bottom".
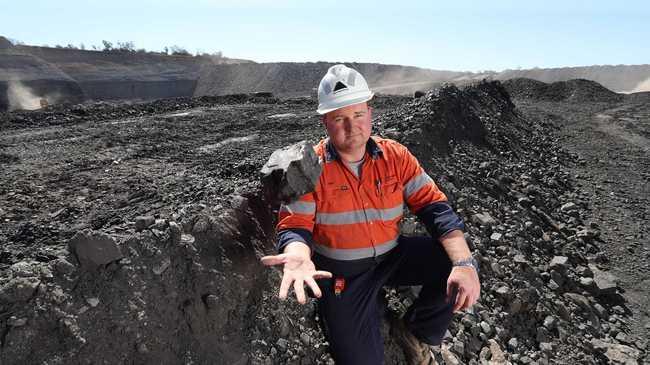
{"left": 344, "top": 135, "right": 366, "bottom": 143}
{"left": 330, "top": 134, "right": 369, "bottom": 150}
{"left": 338, "top": 139, "right": 367, "bottom": 151}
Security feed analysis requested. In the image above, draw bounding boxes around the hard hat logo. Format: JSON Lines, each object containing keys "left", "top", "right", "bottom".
{"left": 333, "top": 81, "right": 348, "bottom": 93}
{"left": 317, "top": 64, "right": 374, "bottom": 115}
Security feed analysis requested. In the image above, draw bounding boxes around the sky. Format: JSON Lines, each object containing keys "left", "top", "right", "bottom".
{"left": 2, "top": 0, "right": 649, "bottom": 72}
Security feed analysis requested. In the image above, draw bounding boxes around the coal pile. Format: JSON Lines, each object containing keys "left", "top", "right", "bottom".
{"left": 375, "top": 80, "right": 644, "bottom": 364}
{"left": 503, "top": 77, "right": 624, "bottom": 103}
{"left": 378, "top": 80, "right": 522, "bottom": 155}
{"left": 512, "top": 86, "right": 650, "bottom": 365}
{"left": 1, "top": 81, "right": 646, "bottom": 364}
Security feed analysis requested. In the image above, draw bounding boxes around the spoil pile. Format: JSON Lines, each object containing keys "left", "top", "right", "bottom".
{"left": 375, "top": 81, "right": 642, "bottom": 364}
{"left": 503, "top": 78, "right": 624, "bottom": 103}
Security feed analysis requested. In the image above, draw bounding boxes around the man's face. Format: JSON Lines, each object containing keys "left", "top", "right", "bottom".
{"left": 322, "top": 102, "right": 372, "bottom": 155}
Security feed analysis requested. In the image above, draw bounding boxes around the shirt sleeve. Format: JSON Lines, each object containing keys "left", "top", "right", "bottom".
{"left": 398, "top": 144, "right": 465, "bottom": 239}
{"left": 416, "top": 201, "right": 465, "bottom": 240}
{"left": 276, "top": 192, "right": 316, "bottom": 253}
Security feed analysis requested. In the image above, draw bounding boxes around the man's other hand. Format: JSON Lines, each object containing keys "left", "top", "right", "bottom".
{"left": 445, "top": 266, "right": 480, "bottom": 312}
{"left": 260, "top": 242, "right": 332, "bottom": 304}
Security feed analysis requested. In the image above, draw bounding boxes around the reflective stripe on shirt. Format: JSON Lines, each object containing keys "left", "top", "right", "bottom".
{"left": 404, "top": 170, "right": 434, "bottom": 200}
{"left": 315, "top": 203, "right": 404, "bottom": 225}
{"left": 279, "top": 200, "right": 316, "bottom": 215}
{"left": 314, "top": 237, "right": 398, "bottom": 261}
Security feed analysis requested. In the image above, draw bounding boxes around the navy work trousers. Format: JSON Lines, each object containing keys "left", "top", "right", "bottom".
{"left": 313, "top": 235, "right": 458, "bottom": 365}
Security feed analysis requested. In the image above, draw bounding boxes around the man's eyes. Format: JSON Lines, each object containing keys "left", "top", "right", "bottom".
{"left": 333, "top": 114, "right": 364, "bottom": 122}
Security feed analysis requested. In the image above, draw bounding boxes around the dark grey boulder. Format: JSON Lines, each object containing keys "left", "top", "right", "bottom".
{"left": 260, "top": 141, "right": 321, "bottom": 204}
{"left": 68, "top": 230, "right": 123, "bottom": 268}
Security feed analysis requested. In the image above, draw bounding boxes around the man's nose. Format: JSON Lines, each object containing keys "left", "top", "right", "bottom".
{"left": 343, "top": 118, "right": 353, "bottom": 131}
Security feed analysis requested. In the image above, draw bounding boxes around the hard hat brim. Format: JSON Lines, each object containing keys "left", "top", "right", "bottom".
{"left": 316, "top": 92, "right": 374, "bottom": 115}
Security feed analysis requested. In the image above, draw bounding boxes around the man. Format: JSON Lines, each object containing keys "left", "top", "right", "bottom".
{"left": 261, "top": 64, "right": 480, "bottom": 365}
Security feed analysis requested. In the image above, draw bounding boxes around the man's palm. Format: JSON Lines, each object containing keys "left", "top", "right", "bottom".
{"left": 261, "top": 252, "right": 332, "bottom": 304}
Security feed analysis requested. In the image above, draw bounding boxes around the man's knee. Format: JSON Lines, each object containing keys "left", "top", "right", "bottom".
{"left": 405, "top": 285, "right": 456, "bottom": 345}
{"left": 319, "top": 308, "right": 384, "bottom": 365}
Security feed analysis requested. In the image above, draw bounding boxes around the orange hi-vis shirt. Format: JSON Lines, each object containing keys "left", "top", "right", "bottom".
{"left": 277, "top": 136, "right": 454, "bottom": 261}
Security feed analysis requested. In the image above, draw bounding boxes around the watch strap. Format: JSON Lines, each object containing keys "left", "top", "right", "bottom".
{"left": 453, "top": 257, "right": 479, "bottom": 270}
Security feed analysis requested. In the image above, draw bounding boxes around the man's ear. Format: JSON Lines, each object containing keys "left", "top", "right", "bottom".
{"left": 321, "top": 115, "right": 327, "bottom": 127}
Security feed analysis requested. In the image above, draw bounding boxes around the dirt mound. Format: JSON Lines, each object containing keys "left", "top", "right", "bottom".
{"left": 503, "top": 77, "right": 624, "bottom": 103}
{"left": 377, "top": 80, "right": 520, "bottom": 154}
{"left": 499, "top": 78, "right": 548, "bottom": 100}
{"left": 493, "top": 64, "right": 650, "bottom": 93}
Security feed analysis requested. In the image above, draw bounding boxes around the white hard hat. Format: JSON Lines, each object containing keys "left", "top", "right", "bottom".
{"left": 317, "top": 64, "right": 374, "bottom": 115}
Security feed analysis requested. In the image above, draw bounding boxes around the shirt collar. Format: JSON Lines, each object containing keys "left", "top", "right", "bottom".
{"left": 325, "top": 136, "right": 384, "bottom": 163}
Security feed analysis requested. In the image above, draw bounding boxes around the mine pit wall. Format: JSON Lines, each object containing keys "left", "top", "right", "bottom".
{"left": 0, "top": 193, "right": 277, "bottom": 364}
{"left": 194, "top": 62, "right": 466, "bottom": 97}
{"left": 14, "top": 45, "right": 201, "bottom": 70}
{"left": 78, "top": 79, "right": 197, "bottom": 101}
{"left": 0, "top": 45, "right": 205, "bottom": 108}
{"left": 0, "top": 81, "right": 7, "bottom": 111}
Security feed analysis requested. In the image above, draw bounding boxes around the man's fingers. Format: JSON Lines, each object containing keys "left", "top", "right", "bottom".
{"left": 260, "top": 254, "right": 288, "bottom": 266}
{"left": 446, "top": 282, "right": 456, "bottom": 304}
{"left": 462, "top": 290, "right": 476, "bottom": 310}
{"left": 460, "top": 293, "right": 473, "bottom": 311}
{"left": 466, "top": 285, "right": 479, "bottom": 307}
{"left": 453, "top": 287, "right": 467, "bottom": 312}
{"left": 313, "top": 270, "right": 333, "bottom": 279}
{"left": 279, "top": 274, "right": 292, "bottom": 300}
{"left": 305, "top": 277, "right": 322, "bottom": 298}
{"left": 293, "top": 278, "right": 306, "bottom": 304}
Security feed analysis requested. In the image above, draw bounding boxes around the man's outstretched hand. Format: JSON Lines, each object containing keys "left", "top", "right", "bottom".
{"left": 260, "top": 242, "right": 332, "bottom": 304}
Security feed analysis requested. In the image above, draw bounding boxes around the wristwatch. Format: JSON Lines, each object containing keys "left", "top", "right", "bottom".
{"left": 453, "top": 256, "right": 479, "bottom": 271}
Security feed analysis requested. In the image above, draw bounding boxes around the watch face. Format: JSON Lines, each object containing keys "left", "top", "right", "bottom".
{"left": 472, "top": 258, "right": 479, "bottom": 271}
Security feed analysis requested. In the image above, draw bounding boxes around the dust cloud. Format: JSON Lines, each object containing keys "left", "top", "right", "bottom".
{"left": 7, "top": 81, "right": 43, "bottom": 111}
{"left": 367, "top": 69, "right": 435, "bottom": 95}
{"left": 621, "top": 77, "right": 650, "bottom": 93}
